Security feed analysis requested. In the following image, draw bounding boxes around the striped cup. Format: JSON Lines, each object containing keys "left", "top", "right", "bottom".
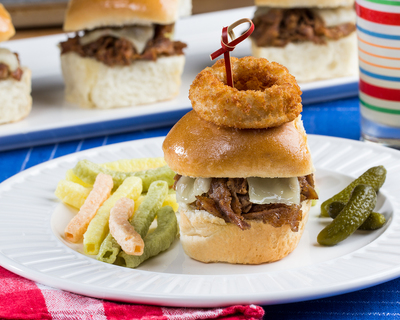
{"left": 356, "top": 0, "right": 400, "bottom": 147}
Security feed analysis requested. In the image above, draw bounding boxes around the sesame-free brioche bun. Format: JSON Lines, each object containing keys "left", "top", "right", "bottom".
{"left": 63, "top": 0, "right": 192, "bottom": 32}
{"left": 179, "top": 200, "right": 311, "bottom": 264}
{"left": 162, "top": 110, "right": 314, "bottom": 178}
{"left": 60, "top": 52, "right": 185, "bottom": 109}
{"left": 251, "top": 33, "right": 357, "bottom": 82}
{"left": 0, "top": 4, "right": 15, "bottom": 42}
{"left": 255, "top": 0, "right": 354, "bottom": 8}
{"left": 0, "top": 67, "right": 32, "bottom": 125}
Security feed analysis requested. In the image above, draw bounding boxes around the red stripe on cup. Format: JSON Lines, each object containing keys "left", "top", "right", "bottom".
{"left": 360, "top": 79, "right": 400, "bottom": 101}
{"left": 356, "top": 3, "right": 400, "bottom": 26}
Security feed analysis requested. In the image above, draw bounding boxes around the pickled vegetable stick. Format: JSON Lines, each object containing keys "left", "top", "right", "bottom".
{"left": 73, "top": 159, "right": 175, "bottom": 192}
{"left": 83, "top": 176, "right": 142, "bottom": 255}
{"left": 117, "top": 206, "right": 178, "bottom": 268}
{"left": 101, "top": 157, "right": 166, "bottom": 172}
{"left": 55, "top": 180, "right": 92, "bottom": 209}
{"left": 65, "top": 169, "right": 92, "bottom": 187}
{"left": 97, "top": 180, "right": 168, "bottom": 263}
{"left": 109, "top": 197, "right": 144, "bottom": 256}
{"left": 65, "top": 173, "right": 113, "bottom": 243}
{"left": 321, "top": 166, "right": 386, "bottom": 217}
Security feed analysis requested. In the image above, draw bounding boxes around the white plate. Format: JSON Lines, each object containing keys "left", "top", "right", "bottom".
{"left": 0, "top": 135, "right": 399, "bottom": 307}
{"left": 0, "top": 7, "right": 358, "bottom": 151}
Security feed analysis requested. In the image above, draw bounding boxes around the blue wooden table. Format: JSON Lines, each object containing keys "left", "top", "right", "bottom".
{"left": 1, "top": 96, "right": 399, "bottom": 319}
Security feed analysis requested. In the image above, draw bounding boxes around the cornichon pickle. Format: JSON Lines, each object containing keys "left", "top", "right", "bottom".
{"left": 320, "top": 166, "right": 386, "bottom": 217}
{"left": 317, "top": 184, "right": 377, "bottom": 246}
{"left": 328, "top": 201, "right": 346, "bottom": 219}
{"left": 358, "top": 212, "right": 386, "bottom": 230}
{"left": 328, "top": 201, "right": 386, "bottom": 230}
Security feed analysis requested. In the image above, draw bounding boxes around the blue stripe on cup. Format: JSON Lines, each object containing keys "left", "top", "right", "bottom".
{"left": 357, "top": 25, "right": 400, "bottom": 40}
{"left": 360, "top": 67, "right": 400, "bottom": 81}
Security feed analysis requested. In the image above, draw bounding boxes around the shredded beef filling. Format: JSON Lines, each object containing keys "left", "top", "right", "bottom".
{"left": 176, "top": 175, "right": 318, "bottom": 232}
{"left": 60, "top": 24, "right": 187, "bottom": 66}
{"left": 251, "top": 8, "right": 356, "bottom": 47}
{"left": 0, "top": 53, "right": 23, "bottom": 81}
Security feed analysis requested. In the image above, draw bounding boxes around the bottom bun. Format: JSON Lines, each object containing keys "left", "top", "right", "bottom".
{"left": 251, "top": 32, "right": 357, "bottom": 82}
{"left": 61, "top": 52, "right": 185, "bottom": 109}
{"left": 0, "top": 67, "right": 32, "bottom": 125}
{"left": 179, "top": 201, "right": 311, "bottom": 264}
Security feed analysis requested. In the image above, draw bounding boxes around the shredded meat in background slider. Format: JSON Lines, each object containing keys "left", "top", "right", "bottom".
{"left": 0, "top": 64, "right": 8, "bottom": 79}
{"left": 251, "top": 8, "right": 356, "bottom": 47}
{"left": 60, "top": 24, "right": 187, "bottom": 67}
{"left": 0, "top": 64, "right": 23, "bottom": 81}
{"left": 0, "top": 52, "right": 23, "bottom": 81}
{"left": 174, "top": 174, "right": 318, "bottom": 231}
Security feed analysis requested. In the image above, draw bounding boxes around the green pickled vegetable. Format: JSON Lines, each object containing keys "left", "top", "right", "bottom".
{"left": 317, "top": 184, "right": 377, "bottom": 246}
{"left": 320, "top": 166, "right": 386, "bottom": 217}
{"left": 73, "top": 159, "right": 175, "bottom": 192}
{"left": 116, "top": 206, "right": 178, "bottom": 268}
{"left": 327, "top": 201, "right": 346, "bottom": 219}
{"left": 97, "top": 180, "right": 168, "bottom": 264}
{"left": 328, "top": 201, "right": 386, "bottom": 230}
{"left": 358, "top": 212, "right": 386, "bottom": 230}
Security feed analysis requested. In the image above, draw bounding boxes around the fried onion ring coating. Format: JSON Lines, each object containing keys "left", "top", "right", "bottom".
{"left": 189, "top": 56, "right": 302, "bottom": 129}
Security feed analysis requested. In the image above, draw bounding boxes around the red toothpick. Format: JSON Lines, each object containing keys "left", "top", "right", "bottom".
{"left": 210, "top": 18, "right": 254, "bottom": 88}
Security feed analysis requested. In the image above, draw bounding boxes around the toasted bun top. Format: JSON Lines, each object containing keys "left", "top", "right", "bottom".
{"left": 64, "top": 0, "right": 186, "bottom": 32}
{"left": 162, "top": 111, "right": 315, "bottom": 178}
{"left": 0, "top": 4, "right": 15, "bottom": 42}
{"left": 255, "top": 0, "right": 354, "bottom": 8}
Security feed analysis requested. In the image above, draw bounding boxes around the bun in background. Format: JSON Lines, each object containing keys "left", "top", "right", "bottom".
{"left": 61, "top": 52, "right": 185, "bottom": 109}
{"left": 64, "top": 0, "right": 192, "bottom": 31}
{"left": 255, "top": 0, "right": 354, "bottom": 8}
{"left": 0, "top": 68, "right": 32, "bottom": 124}
{"left": 251, "top": 33, "right": 357, "bottom": 82}
{"left": 0, "top": 4, "right": 15, "bottom": 42}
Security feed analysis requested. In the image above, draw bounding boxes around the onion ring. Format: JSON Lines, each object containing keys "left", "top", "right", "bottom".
{"left": 189, "top": 56, "right": 302, "bottom": 129}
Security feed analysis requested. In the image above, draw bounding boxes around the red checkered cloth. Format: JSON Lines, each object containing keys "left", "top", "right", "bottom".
{"left": 0, "top": 267, "right": 264, "bottom": 320}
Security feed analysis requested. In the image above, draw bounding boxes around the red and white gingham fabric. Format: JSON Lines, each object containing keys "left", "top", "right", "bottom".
{"left": 0, "top": 267, "right": 264, "bottom": 320}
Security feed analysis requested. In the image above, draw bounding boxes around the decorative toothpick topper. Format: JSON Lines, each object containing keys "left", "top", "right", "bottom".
{"left": 210, "top": 18, "right": 254, "bottom": 88}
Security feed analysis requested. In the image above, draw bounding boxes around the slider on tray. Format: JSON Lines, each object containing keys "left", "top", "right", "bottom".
{"left": 250, "top": 0, "right": 357, "bottom": 82}
{"left": 0, "top": 4, "right": 32, "bottom": 125}
{"left": 60, "top": 0, "right": 191, "bottom": 109}
{"left": 163, "top": 57, "right": 318, "bottom": 264}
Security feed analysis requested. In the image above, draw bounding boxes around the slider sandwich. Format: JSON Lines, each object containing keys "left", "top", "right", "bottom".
{"left": 0, "top": 4, "right": 32, "bottom": 125}
{"left": 60, "top": 0, "right": 191, "bottom": 109}
{"left": 250, "top": 0, "right": 357, "bottom": 82}
{"left": 163, "top": 57, "right": 318, "bottom": 264}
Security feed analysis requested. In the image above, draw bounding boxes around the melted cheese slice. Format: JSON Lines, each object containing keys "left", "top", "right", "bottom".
{"left": 247, "top": 177, "right": 300, "bottom": 206}
{"left": 176, "top": 176, "right": 300, "bottom": 206}
{"left": 79, "top": 25, "right": 155, "bottom": 54}
{"left": 0, "top": 48, "right": 19, "bottom": 72}
{"left": 175, "top": 177, "right": 212, "bottom": 204}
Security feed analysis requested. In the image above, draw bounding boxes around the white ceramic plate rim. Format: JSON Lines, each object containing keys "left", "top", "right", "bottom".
{"left": 0, "top": 135, "right": 399, "bottom": 307}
